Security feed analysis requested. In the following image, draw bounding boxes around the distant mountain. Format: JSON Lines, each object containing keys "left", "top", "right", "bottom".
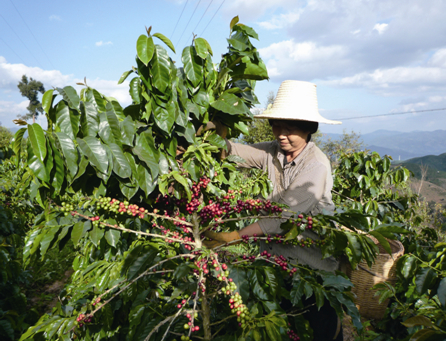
{"left": 396, "top": 153, "right": 446, "bottom": 188}
{"left": 319, "top": 130, "right": 446, "bottom": 160}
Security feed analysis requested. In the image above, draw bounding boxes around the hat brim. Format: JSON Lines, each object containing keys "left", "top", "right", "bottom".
{"left": 254, "top": 109, "right": 342, "bottom": 125}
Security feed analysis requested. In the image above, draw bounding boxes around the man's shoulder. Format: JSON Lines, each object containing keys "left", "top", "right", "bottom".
{"left": 304, "top": 143, "right": 331, "bottom": 169}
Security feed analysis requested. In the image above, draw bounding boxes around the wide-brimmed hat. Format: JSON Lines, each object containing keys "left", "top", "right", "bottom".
{"left": 254, "top": 80, "right": 342, "bottom": 125}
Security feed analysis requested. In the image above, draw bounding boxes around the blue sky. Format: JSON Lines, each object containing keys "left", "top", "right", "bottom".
{"left": 1, "top": 0, "right": 446, "bottom": 135}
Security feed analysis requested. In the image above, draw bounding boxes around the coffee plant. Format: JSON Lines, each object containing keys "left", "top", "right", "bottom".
{"left": 5, "top": 16, "right": 421, "bottom": 341}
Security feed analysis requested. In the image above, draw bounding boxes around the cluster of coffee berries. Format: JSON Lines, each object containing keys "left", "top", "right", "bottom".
{"left": 230, "top": 292, "right": 251, "bottom": 328}
{"left": 92, "top": 297, "right": 101, "bottom": 306}
{"left": 221, "top": 189, "right": 240, "bottom": 200}
{"left": 75, "top": 313, "right": 91, "bottom": 327}
{"left": 97, "top": 197, "right": 148, "bottom": 219}
{"left": 183, "top": 312, "right": 200, "bottom": 332}
{"left": 222, "top": 279, "right": 237, "bottom": 295}
{"left": 287, "top": 328, "right": 300, "bottom": 340}
{"left": 59, "top": 202, "right": 75, "bottom": 216}
{"left": 180, "top": 335, "right": 191, "bottom": 340}
{"left": 232, "top": 199, "right": 282, "bottom": 214}
{"left": 199, "top": 200, "right": 227, "bottom": 222}
{"left": 292, "top": 214, "right": 320, "bottom": 230}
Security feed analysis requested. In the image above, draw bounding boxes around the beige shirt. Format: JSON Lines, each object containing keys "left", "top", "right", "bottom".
{"left": 228, "top": 140, "right": 339, "bottom": 272}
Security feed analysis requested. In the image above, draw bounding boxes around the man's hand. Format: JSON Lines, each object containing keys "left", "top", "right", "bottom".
{"left": 197, "top": 121, "right": 228, "bottom": 139}
{"left": 203, "top": 230, "right": 240, "bottom": 249}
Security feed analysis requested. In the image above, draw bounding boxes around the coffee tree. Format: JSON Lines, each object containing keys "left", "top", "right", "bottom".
{"left": 14, "top": 17, "right": 409, "bottom": 341}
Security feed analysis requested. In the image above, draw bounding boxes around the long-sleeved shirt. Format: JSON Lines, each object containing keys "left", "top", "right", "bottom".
{"left": 228, "top": 140, "right": 339, "bottom": 272}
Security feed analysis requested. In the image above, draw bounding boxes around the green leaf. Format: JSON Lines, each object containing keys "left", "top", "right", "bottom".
{"left": 55, "top": 132, "right": 78, "bottom": 178}
{"left": 249, "top": 268, "right": 270, "bottom": 300}
{"left": 346, "top": 233, "right": 362, "bottom": 262}
{"left": 49, "top": 138, "right": 64, "bottom": 194}
{"left": 408, "top": 329, "right": 445, "bottom": 341}
{"left": 119, "top": 181, "right": 138, "bottom": 200}
{"left": 402, "top": 315, "right": 433, "bottom": 328}
{"left": 133, "top": 134, "right": 159, "bottom": 178}
{"left": 137, "top": 164, "right": 156, "bottom": 197}
{"left": 71, "top": 220, "right": 91, "bottom": 245}
{"left": 210, "top": 92, "right": 249, "bottom": 115}
{"left": 182, "top": 46, "right": 203, "bottom": 87}
{"left": 104, "top": 228, "right": 120, "bottom": 248}
{"left": 437, "top": 278, "right": 446, "bottom": 306}
{"left": 108, "top": 143, "right": 132, "bottom": 178}
{"left": 153, "top": 106, "right": 175, "bottom": 134}
{"left": 368, "top": 230, "right": 391, "bottom": 255}
{"left": 173, "top": 263, "right": 192, "bottom": 280}
{"left": 89, "top": 225, "right": 105, "bottom": 247}
{"left": 375, "top": 223, "right": 410, "bottom": 235}
{"left": 195, "top": 37, "right": 209, "bottom": 59}
{"left": 265, "top": 321, "right": 281, "bottom": 340}
{"left": 57, "top": 86, "right": 80, "bottom": 110}
{"left": 118, "top": 69, "right": 133, "bottom": 84}
{"left": 80, "top": 101, "right": 100, "bottom": 137}
{"left": 40, "top": 226, "right": 59, "bottom": 257}
{"left": 55, "top": 100, "right": 80, "bottom": 140}
{"left": 28, "top": 123, "right": 47, "bottom": 162}
{"left": 128, "top": 247, "right": 158, "bottom": 280}
{"left": 121, "top": 116, "right": 136, "bottom": 146}
{"left": 228, "top": 265, "right": 250, "bottom": 301}
{"left": 136, "top": 35, "right": 155, "bottom": 65}
{"left": 263, "top": 267, "right": 279, "bottom": 297}
{"left": 153, "top": 32, "right": 176, "bottom": 53}
{"left": 27, "top": 140, "right": 50, "bottom": 183}
{"left": 129, "top": 77, "right": 141, "bottom": 104}
{"left": 171, "top": 171, "right": 192, "bottom": 201}
{"left": 102, "top": 299, "right": 114, "bottom": 328}
{"left": 398, "top": 255, "right": 418, "bottom": 279}
{"left": 206, "top": 132, "right": 227, "bottom": 149}
{"left": 284, "top": 226, "right": 299, "bottom": 241}
{"left": 106, "top": 103, "right": 121, "bottom": 144}
{"left": 0, "top": 319, "right": 14, "bottom": 340}
{"left": 42, "top": 89, "right": 55, "bottom": 114}
{"left": 13, "top": 127, "right": 27, "bottom": 164}
{"left": 230, "top": 16, "right": 239, "bottom": 30}
{"left": 323, "top": 273, "right": 353, "bottom": 291}
{"left": 416, "top": 268, "right": 438, "bottom": 295}
{"left": 77, "top": 136, "right": 109, "bottom": 175}
{"left": 151, "top": 45, "right": 171, "bottom": 92}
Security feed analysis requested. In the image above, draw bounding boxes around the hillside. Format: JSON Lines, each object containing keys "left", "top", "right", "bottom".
{"left": 319, "top": 129, "right": 446, "bottom": 160}
{"left": 397, "top": 153, "right": 446, "bottom": 189}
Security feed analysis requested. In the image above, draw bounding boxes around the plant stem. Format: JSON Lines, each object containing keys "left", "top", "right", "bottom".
{"left": 201, "top": 288, "right": 212, "bottom": 340}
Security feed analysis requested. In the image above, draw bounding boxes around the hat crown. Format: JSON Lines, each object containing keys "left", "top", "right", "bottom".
{"left": 255, "top": 80, "right": 341, "bottom": 125}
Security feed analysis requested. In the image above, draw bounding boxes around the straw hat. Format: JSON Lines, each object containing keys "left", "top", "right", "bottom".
{"left": 255, "top": 80, "right": 342, "bottom": 125}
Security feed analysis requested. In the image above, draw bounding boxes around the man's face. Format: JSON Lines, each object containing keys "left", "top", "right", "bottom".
{"left": 270, "top": 120, "right": 309, "bottom": 155}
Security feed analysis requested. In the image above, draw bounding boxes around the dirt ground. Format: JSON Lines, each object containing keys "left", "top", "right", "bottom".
{"left": 342, "top": 314, "right": 358, "bottom": 341}
{"left": 29, "top": 269, "right": 74, "bottom": 313}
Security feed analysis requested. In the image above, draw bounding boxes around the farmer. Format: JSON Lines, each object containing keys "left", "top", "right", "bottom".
{"left": 204, "top": 80, "right": 343, "bottom": 340}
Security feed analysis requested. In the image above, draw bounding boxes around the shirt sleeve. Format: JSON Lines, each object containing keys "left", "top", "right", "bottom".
{"left": 227, "top": 140, "right": 272, "bottom": 170}
{"left": 258, "top": 162, "right": 328, "bottom": 236}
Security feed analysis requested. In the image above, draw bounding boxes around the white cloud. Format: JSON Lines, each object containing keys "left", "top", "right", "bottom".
{"left": 0, "top": 100, "right": 28, "bottom": 126}
{"left": 0, "top": 56, "right": 71, "bottom": 91}
{"left": 373, "top": 23, "right": 388, "bottom": 35}
{"left": 259, "top": 40, "right": 346, "bottom": 78}
{"left": 325, "top": 66, "right": 446, "bottom": 94}
{"left": 0, "top": 57, "right": 131, "bottom": 128}
{"left": 95, "top": 41, "right": 113, "bottom": 47}
{"left": 49, "top": 15, "right": 61, "bottom": 21}
{"left": 258, "top": 10, "right": 303, "bottom": 30}
{"left": 222, "top": 0, "right": 296, "bottom": 21}
{"left": 429, "top": 49, "right": 446, "bottom": 68}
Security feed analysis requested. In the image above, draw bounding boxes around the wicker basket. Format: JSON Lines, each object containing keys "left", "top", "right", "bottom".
{"left": 344, "top": 237, "right": 405, "bottom": 320}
